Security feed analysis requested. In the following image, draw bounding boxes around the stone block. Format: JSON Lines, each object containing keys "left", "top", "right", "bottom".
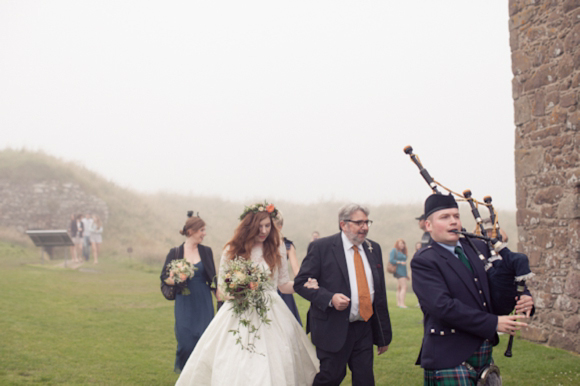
{"left": 563, "top": 0, "right": 580, "bottom": 13}
{"left": 529, "top": 250, "right": 542, "bottom": 266}
{"left": 571, "top": 8, "right": 580, "bottom": 24}
{"left": 549, "top": 106, "right": 568, "bottom": 124}
{"left": 521, "top": 325, "right": 549, "bottom": 342}
{"left": 557, "top": 192, "right": 580, "bottom": 219}
{"left": 548, "top": 331, "right": 578, "bottom": 352}
{"left": 512, "top": 77, "right": 523, "bottom": 99}
{"left": 567, "top": 110, "right": 580, "bottom": 130}
{"left": 534, "top": 186, "right": 564, "bottom": 205}
{"left": 547, "top": 311, "right": 564, "bottom": 327}
{"left": 516, "top": 182, "right": 528, "bottom": 208}
{"left": 532, "top": 45, "right": 550, "bottom": 68}
{"left": 560, "top": 92, "right": 578, "bottom": 107}
{"left": 512, "top": 50, "right": 532, "bottom": 75}
{"left": 574, "top": 51, "right": 580, "bottom": 70}
{"left": 565, "top": 24, "right": 580, "bottom": 52}
{"left": 558, "top": 54, "right": 575, "bottom": 78}
{"left": 514, "top": 96, "right": 532, "bottom": 124}
{"left": 552, "top": 133, "right": 571, "bottom": 148}
{"left": 510, "top": 7, "right": 537, "bottom": 29}
{"left": 530, "top": 125, "right": 560, "bottom": 140}
{"left": 541, "top": 205, "right": 557, "bottom": 218}
{"left": 509, "top": 0, "right": 524, "bottom": 17}
{"left": 516, "top": 209, "right": 541, "bottom": 226}
{"left": 564, "top": 271, "right": 580, "bottom": 296}
{"left": 533, "top": 90, "right": 546, "bottom": 116}
{"left": 564, "top": 315, "right": 580, "bottom": 332}
{"left": 555, "top": 293, "right": 579, "bottom": 313}
{"left": 515, "top": 148, "right": 544, "bottom": 178}
{"left": 553, "top": 152, "right": 578, "bottom": 168}
{"left": 526, "top": 64, "right": 558, "bottom": 92}
{"left": 527, "top": 26, "right": 546, "bottom": 42}
{"left": 537, "top": 172, "right": 566, "bottom": 187}
{"left": 546, "top": 90, "right": 560, "bottom": 109}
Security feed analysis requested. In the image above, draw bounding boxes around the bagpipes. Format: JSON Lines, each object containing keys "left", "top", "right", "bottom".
{"left": 404, "top": 145, "right": 534, "bottom": 357}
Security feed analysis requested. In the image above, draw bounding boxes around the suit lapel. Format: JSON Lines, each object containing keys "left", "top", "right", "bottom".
{"left": 331, "top": 234, "right": 350, "bottom": 291}
{"left": 432, "top": 243, "right": 481, "bottom": 303}
{"left": 362, "top": 241, "right": 380, "bottom": 290}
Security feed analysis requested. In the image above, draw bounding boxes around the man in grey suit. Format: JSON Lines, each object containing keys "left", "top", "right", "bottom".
{"left": 294, "top": 204, "right": 392, "bottom": 386}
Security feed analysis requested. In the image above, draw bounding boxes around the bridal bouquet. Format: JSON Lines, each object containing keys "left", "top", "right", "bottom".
{"left": 222, "top": 256, "right": 272, "bottom": 354}
{"left": 166, "top": 259, "right": 197, "bottom": 295}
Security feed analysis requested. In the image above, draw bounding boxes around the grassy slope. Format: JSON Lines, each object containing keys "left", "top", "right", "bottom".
{"left": 1, "top": 242, "right": 579, "bottom": 385}
{"left": 0, "top": 149, "right": 518, "bottom": 267}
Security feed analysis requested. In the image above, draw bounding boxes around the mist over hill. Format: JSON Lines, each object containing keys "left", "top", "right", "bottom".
{"left": 0, "top": 149, "right": 517, "bottom": 273}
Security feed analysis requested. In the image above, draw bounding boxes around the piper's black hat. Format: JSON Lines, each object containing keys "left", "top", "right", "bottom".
{"left": 424, "top": 194, "right": 458, "bottom": 219}
{"left": 415, "top": 214, "right": 425, "bottom": 221}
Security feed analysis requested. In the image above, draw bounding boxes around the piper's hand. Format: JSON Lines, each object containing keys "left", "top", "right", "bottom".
{"left": 331, "top": 293, "right": 350, "bottom": 311}
{"left": 497, "top": 315, "right": 528, "bottom": 335}
{"left": 377, "top": 345, "right": 389, "bottom": 355}
{"left": 515, "top": 295, "right": 534, "bottom": 318}
{"left": 303, "top": 278, "right": 319, "bottom": 289}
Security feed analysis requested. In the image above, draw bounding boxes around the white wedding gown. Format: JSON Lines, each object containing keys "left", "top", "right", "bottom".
{"left": 175, "top": 244, "right": 319, "bottom": 386}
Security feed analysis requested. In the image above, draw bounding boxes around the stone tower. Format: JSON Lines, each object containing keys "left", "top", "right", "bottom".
{"left": 510, "top": 0, "right": 580, "bottom": 353}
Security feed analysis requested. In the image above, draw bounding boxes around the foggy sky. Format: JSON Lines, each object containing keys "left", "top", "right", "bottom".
{"left": 0, "top": 1, "right": 517, "bottom": 209}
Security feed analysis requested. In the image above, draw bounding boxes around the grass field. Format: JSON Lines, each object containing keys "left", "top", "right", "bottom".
{"left": 1, "top": 242, "right": 578, "bottom": 385}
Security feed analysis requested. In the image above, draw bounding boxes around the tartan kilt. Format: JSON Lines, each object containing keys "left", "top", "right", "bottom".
{"left": 424, "top": 341, "right": 493, "bottom": 386}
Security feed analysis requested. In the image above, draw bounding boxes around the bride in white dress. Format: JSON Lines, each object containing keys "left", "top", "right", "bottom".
{"left": 175, "top": 202, "right": 320, "bottom": 386}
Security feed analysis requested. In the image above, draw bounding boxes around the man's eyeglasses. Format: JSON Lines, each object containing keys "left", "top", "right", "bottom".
{"left": 344, "top": 220, "right": 373, "bottom": 227}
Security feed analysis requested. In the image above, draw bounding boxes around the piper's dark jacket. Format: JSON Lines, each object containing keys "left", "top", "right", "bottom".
{"left": 160, "top": 243, "right": 220, "bottom": 306}
{"left": 411, "top": 238, "right": 499, "bottom": 370}
{"left": 294, "top": 233, "right": 392, "bottom": 353}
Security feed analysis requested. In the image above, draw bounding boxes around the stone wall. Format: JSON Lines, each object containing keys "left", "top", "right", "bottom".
{"left": 510, "top": 0, "right": 580, "bottom": 353}
{"left": 0, "top": 180, "right": 108, "bottom": 239}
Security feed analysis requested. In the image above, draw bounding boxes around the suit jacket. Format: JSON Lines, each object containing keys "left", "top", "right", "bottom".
{"left": 160, "top": 243, "right": 218, "bottom": 295}
{"left": 294, "top": 233, "right": 392, "bottom": 353}
{"left": 411, "top": 238, "right": 498, "bottom": 370}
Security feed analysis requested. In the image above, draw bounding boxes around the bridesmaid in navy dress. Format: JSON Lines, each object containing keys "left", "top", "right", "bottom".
{"left": 160, "top": 213, "right": 219, "bottom": 373}
{"left": 274, "top": 213, "right": 302, "bottom": 325}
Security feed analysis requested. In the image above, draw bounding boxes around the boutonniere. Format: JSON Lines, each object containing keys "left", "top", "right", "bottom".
{"left": 365, "top": 240, "right": 373, "bottom": 253}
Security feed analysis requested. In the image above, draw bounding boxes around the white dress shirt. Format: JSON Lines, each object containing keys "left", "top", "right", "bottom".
{"left": 341, "top": 232, "right": 375, "bottom": 322}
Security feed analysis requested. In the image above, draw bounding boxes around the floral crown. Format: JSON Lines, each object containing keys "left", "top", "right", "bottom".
{"left": 239, "top": 201, "right": 278, "bottom": 221}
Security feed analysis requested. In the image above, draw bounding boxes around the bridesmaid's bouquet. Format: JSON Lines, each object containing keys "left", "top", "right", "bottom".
{"left": 222, "top": 256, "right": 272, "bottom": 354}
{"left": 166, "top": 259, "right": 197, "bottom": 295}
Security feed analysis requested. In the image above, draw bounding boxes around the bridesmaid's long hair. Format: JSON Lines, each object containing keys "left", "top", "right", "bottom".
{"left": 394, "top": 238, "right": 407, "bottom": 256}
{"left": 224, "top": 211, "right": 281, "bottom": 272}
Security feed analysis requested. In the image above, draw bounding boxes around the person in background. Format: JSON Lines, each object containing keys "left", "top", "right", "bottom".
{"left": 474, "top": 217, "right": 509, "bottom": 244}
{"left": 90, "top": 215, "right": 103, "bottom": 264}
{"left": 81, "top": 213, "right": 93, "bottom": 261}
{"left": 311, "top": 231, "right": 320, "bottom": 242}
{"left": 417, "top": 214, "right": 431, "bottom": 248}
{"left": 160, "top": 213, "right": 218, "bottom": 374}
{"left": 274, "top": 212, "right": 302, "bottom": 325}
{"left": 68, "top": 214, "right": 81, "bottom": 263}
{"left": 389, "top": 239, "right": 409, "bottom": 308}
{"left": 414, "top": 241, "right": 422, "bottom": 254}
{"left": 74, "top": 214, "right": 84, "bottom": 262}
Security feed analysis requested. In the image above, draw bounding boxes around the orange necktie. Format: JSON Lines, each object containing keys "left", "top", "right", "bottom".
{"left": 353, "top": 245, "right": 373, "bottom": 322}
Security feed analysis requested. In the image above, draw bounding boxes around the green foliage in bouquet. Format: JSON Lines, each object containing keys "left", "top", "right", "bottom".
{"left": 222, "top": 256, "right": 272, "bottom": 354}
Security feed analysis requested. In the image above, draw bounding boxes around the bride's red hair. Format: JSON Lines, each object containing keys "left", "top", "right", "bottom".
{"left": 224, "top": 211, "right": 281, "bottom": 272}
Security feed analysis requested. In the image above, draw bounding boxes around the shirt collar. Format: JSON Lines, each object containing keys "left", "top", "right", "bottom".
{"left": 437, "top": 241, "right": 462, "bottom": 256}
